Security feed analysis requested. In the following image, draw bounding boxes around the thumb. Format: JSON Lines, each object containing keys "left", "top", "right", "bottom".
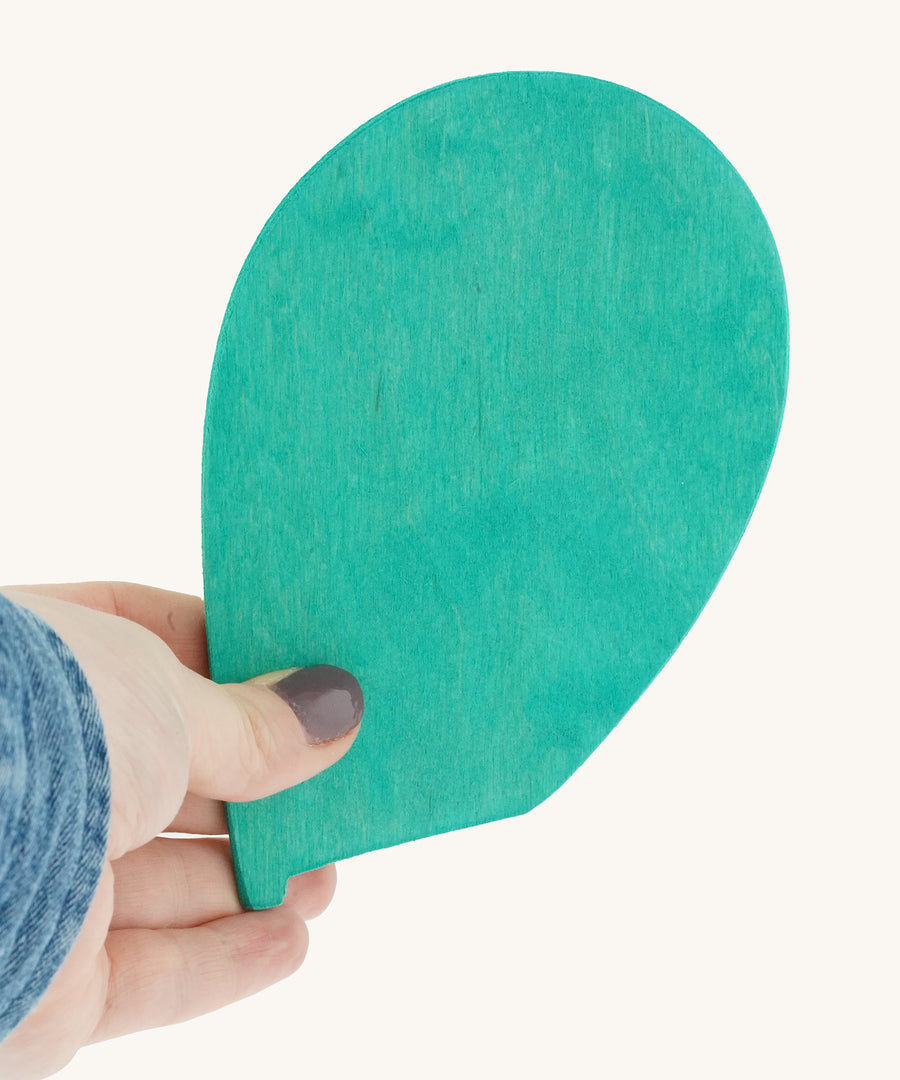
{"left": 181, "top": 664, "right": 364, "bottom": 802}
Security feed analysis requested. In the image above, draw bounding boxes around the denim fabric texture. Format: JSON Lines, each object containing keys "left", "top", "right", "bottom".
{"left": 0, "top": 593, "right": 111, "bottom": 1041}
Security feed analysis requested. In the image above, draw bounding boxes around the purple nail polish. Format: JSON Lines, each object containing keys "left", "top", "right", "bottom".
{"left": 271, "top": 665, "right": 364, "bottom": 744}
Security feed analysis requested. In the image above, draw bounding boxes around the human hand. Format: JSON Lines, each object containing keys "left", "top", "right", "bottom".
{"left": 0, "top": 581, "right": 362, "bottom": 1078}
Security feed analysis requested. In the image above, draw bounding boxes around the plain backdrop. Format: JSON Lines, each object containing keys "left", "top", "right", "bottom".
{"left": 1, "top": 2, "right": 896, "bottom": 1077}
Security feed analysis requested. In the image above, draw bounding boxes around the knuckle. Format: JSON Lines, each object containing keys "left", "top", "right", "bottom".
{"left": 236, "top": 693, "right": 279, "bottom": 788}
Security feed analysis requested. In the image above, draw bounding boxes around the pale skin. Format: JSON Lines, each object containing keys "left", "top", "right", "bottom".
{"left": 0, "top": 581, "right": 361, "bottom": 1079}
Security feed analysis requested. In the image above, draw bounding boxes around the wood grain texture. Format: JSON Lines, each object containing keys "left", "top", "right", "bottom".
{"left": 201, "top": 71, "right": 788, "bottom": 909}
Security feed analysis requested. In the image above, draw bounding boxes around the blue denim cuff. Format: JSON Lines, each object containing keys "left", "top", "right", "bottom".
{"left": 0, "top": 593, "right": 111, "bottom": 1041}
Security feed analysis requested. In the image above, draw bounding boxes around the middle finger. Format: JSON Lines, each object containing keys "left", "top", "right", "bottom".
{"left": 110, "top": 837, "right": 337, "bottom": 929}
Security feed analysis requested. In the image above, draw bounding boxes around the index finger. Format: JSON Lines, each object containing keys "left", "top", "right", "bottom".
{"left": 9, "top": 581, "right": 211, "bottom": 677}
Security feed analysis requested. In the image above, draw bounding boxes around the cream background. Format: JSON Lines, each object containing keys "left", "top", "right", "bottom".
{"left": 1, "top": 2, "right": 896, "bottom": 1077}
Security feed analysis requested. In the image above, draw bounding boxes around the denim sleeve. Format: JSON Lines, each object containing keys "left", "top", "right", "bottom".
{"left": 0, "top": 592, "right": 111, "bottom": 1042}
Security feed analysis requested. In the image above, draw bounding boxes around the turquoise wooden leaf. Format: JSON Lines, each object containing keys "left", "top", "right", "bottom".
{"left": 201, "top": 71, "right": 788, "bottom": 909}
